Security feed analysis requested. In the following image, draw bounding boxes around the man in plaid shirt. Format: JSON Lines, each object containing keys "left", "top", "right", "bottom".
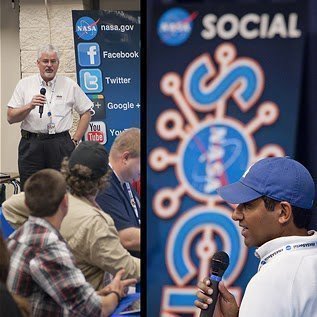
{"left": 6, "top": 169, "right": 136, "bottom": 317}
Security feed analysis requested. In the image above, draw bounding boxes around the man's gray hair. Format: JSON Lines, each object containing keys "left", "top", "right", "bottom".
{"left": 37, "top": 44, "right": 60, "bottom": 60}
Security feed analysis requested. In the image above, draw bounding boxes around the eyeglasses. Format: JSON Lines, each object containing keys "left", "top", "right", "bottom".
{"left": 39, "top": 59, "right": 59, "bottom": 65}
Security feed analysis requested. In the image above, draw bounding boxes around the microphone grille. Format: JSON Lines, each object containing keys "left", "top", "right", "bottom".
{"left": 40, "top": 88, "right": 46, "bottom": 95}
{"left": 211, "top": 251, "right": 229, "bottom": 277}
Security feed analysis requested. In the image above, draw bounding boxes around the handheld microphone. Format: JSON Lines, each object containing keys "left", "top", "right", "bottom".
{"left": 200, "top": 251, "right": 230, "bottom": 317}
{"left": 39, "top": 88, "right": 46, "bottom": 118}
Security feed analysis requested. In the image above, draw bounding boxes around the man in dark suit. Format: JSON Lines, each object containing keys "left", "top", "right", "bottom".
{"left": 96, "top": 128, "right": 140, "bottom": 257}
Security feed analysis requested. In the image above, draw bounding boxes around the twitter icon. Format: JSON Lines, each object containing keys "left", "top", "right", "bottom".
{"left": 79, "top": 69, "right": 103, "bottom": 93}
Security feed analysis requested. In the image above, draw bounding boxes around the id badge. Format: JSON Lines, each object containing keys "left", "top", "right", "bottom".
{"left": 47, "top": 123, "right": 56, "bottom": 135}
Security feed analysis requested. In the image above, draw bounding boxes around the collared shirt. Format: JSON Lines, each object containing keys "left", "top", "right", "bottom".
{"left": 8, "top": 74, "right": 92, "bottom": 133}
{"left": 6, "top": 216, "right": 101, "bottom": 317}
{"left": 239, "top": 231, "right": 317, "bottom": 317}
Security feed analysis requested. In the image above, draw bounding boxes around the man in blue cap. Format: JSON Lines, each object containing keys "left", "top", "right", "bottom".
{"left": 195, "top": 157, "right": 317, "bottom": 317}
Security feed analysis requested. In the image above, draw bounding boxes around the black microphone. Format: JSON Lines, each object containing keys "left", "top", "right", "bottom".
{"left": 39, "top": 88, "right": 46, "bottom": 118}
{"left": 200, "top": 251, "right": 230, "bottom": 317}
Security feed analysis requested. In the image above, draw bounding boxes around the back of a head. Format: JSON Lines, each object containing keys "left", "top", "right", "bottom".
{"left": 110, "top": 128, "right": 140, "bottom": 159}
{"left": 24, "top": 169, "right": 66, "bottom": 217}
{"left": 61, "top": 141, "right": 109, "bottom": 197}
{"left": 68, "top": 141, "right": 109, "bottom": 179}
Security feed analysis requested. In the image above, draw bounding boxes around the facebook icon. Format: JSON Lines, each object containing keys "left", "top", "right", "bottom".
{"left": 78, "top": 43, "right": 101, "bottom": 67}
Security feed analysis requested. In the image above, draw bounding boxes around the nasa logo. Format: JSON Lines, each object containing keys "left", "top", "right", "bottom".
{"left": 157, "top": 8, "right": 197, "bottom": 46}
{"left": 180, "top": 121, "right": 250, "bottom": 198}
{"left": 285, "top": 245, "right": 291, "bottom": 251}
{"left": 76, "top": 16, "right": 99, "bottom": 40}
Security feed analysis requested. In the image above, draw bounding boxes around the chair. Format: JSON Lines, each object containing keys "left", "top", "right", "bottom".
{"left": 0, "top": 173, "right": 21, "bottom": 196}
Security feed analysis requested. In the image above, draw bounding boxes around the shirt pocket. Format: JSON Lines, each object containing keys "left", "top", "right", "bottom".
{"left": 53, "top": 99, "right": 71, "bottom": 118}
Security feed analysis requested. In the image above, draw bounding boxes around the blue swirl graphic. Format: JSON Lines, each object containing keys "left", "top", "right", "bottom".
{"left": 189, "top": 63, "right": 257, "bottom": 105}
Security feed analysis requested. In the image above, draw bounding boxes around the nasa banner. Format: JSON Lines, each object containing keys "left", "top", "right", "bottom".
{"left": 147, "top": 2, "right": 305, "bottom": 316}
{"left": 72, "top": 10, "right": 140, "bottom": 150}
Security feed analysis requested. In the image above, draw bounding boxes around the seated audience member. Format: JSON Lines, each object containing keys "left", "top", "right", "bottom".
{"left": 3, "top": 141, "right": 140, "bottom": 290}
{"left": 6, "top": 169, "right": 136, "bottom": 317}
{"left": 96, "top": 128, "right": 141, "bottom": 257}
{"left": 0, "top": 232, "right": 30, "bottom": 317}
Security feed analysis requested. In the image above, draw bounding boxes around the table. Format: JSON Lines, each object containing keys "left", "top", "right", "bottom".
{"left": 111, "top": 293, "right": 140, "bottom": 317}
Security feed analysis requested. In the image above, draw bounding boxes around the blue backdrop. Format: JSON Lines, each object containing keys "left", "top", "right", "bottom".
{"left": 147, "top": 2, "right": 307, "bottom": 316}
{"left": 72, "top": 10, "right": 140, "bottom": 151}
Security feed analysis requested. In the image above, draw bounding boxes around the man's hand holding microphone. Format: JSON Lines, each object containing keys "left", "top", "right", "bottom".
{"left": 195, "top": 279, "right": 239, "bottom": 317}
{"left": 27, "top": 88, "right": 46, "bottom": 118}
{"left": 195, "top": 251, "right": 239, "bottom": 317}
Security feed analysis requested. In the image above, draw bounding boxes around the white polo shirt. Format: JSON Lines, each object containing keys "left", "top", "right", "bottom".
{"left": 8, "top": 74, "right": 92, "bottom": 133}
{"left": 239, "top": 231, "right": 317, "bottom": 317}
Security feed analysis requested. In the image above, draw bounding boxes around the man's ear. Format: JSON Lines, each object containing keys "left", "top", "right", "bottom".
{"left": 60, "top": 193, "right": 68, "bottom": 215}
{"left": 278, "top": 201, "right": 292, "bottom": 224}
{"left": 121, "top": 151, "right": 130, "bottom": 164}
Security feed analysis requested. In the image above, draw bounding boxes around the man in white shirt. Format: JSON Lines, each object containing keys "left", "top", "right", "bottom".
{"left": 7, "top": 44, "right": 91, "bottom": 189}
{"left": 195, "top": 157, "right": 317, "bottom": 317}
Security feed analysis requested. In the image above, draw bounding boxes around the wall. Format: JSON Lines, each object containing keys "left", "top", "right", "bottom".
{"left": 0, "top": 0, "right": 20, "bottom": 174}
{"left": 20, "top": 0, "right": 83, "bottom": 81}
{"left": 1, "top": 0, "right": 86, "bottom": 173}
{"left": 19, "top": 0, "right": 84, "bottom": 136}
{"left": 0, "top": 0, "right": 84, "bottom": 199}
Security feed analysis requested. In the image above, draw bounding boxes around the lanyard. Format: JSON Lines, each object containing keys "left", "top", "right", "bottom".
{"left": 257, "top": 240, "right": 317, "bottom": 271}
{"left": 124, "top": 182, "right": 140, "bottom": 224}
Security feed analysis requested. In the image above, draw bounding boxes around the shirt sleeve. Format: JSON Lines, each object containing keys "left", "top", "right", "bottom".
{"left": 29, "top": 242, "right": 101, "bottom": 317}
{"left": 2, "top": 193, "right": 29, "bottom": 229}
{"left": 7, "top": 80, "right": 25, "bottom": 109}
{"left": 72, "top": 82, "right": 93, "bottom": 115}
{"left": 96, "top": 189, "right": 138, "bottom": 231}
{"left": 79, "top": 213, "right": 140, "bottom": 280}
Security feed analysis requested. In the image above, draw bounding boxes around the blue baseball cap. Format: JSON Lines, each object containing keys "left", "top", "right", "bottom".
{"left": 217, "top": 157, "right": 315, "bottom": 209}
